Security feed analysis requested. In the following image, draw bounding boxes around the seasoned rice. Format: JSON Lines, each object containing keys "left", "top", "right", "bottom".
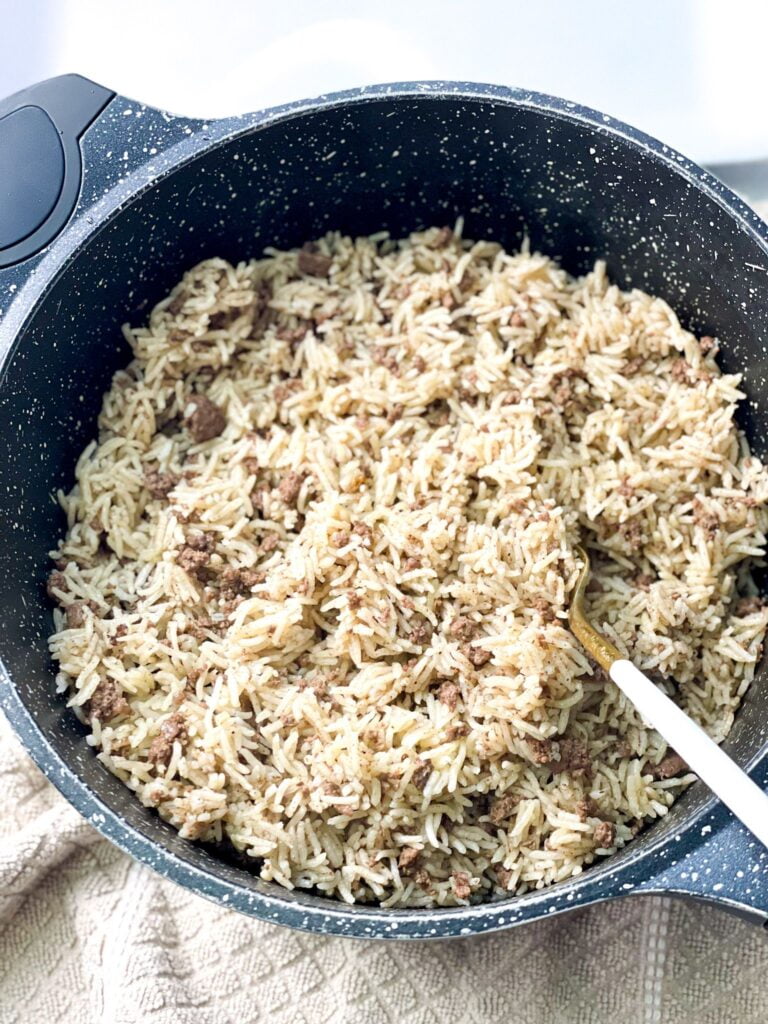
{"left": 47, "top": 225, "right": 768, "bottom": 906}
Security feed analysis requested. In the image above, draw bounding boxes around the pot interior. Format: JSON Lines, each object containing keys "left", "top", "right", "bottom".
{"left": 2, "top": 90, "right": 768, "bottom": 922}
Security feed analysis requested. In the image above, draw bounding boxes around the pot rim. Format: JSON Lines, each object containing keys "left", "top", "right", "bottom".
{"left": 2, "top": 79, "right": 768, "bottom": 938}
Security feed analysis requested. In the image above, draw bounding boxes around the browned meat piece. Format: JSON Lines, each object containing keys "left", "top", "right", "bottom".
{"left": 693, "top": 498, "right": 719, "bottom": 538}
{"left": 372, "top": 347, "right": 399, "bottom": 374}
{"left": 352, "top": 521, "right": 373, "bottom": 544}
{"left": 409, "top": 618, "right": 433, "bottom": 645}
{"left": 185, "top": 617, "right": 218, "bottom": 640}
{"left": 260, "top": 533, "right": 279, "bottom": 553}
{"left": 386, "top": 404, "right": 404, "bottom": 424}
{"left": 532, "top": 598, "right": 557, "bottom": 623}
{"left": 452, "top": 872, "right": 472, "bottom": 901}
{"left": 449, "top": 616, "right": 478, "bottom": 641}
{"left": 89, "top": 679, "right": 129, "bottom": 722}
{"left": 634, "top": 573, "right": 654, "bottom": 590}
{"left": 398, "top": 847, "right": 421, "bottom": 875}
{"left": 147, "top": 712, "right": 186, "bottom": 767}
{"left": 402, "top": 556, "right": 421, "bottom": 572}
{"left": 413, "top": 869, "right": 433, "bottom": 891}
{"left": 331, "top": 529, "right": 350, "bottom": 547}
{"left": 623, "top": 355, "right": 645, "bottom": 376}
{"left": 593, "top": 821, "right": 616, "bottom": 848}
{"left": 645, "top": 752, "right": 688, "bottom": 780}
{"left": 166, "top": 292, "right": 187, "bottom": 316}
{"left": 276, "top": 324, "right": 310, "bottom": 343}
{"left": 736, "top": 596, "right": 765, "bottom": 616}
{"left": 186, "top": 396, "right": 226, "bottom": 442}
{"left": 446, "top": 723, "right": 469, "bottom": 739}
{"left": 412, "top": 761, "right": 431, "bottom": 790}
{"left": 558, "top": 738, "right": 592, "bottom": 775}
{"left": 489, "top": 793, "right": 517, "bottom": 824}
{"left": 186, "top": 667, "right": 203, "bottom": 690}
{"left": 297, "top": 242, "right": 332, "bottom": 277}
{"left": 277, "top": 471, "right": 303, "bottom": 506}
{"left": 552, "top": 379, "right": 573, "bottom": 408}
{"left": 576, "top": 796, "right": 598, "bottom": 821}
{"left": 619, "top": 518, "right": 644, "bottom": 546}
{"left": 462, "top": 643, "right": 491, "bottom": 668}
{"left": 699, "top": 335, "right": 716, "bottom": 354}
{"left": 220, "top": 566, "right": 265, "bottom": 602}
{"left": 47, "top": 571, "right": 68, "bottom": 601}
{"left": 528, "top": 736, "right": 590, "bottom": 775}
{"left": 550, "top": 367, "right": 585, "bottom": 408}
{"left": 186, "top": 531, "right": 214, "bottom": 552}
{"left": 496, "top": 866, "right": 515, "bottom": 891}
{"left": 437, "top": 682, "right": 460, "bottom": 710}
{"left": 348, "top": 591, "right": 362, "bottom": 610}
{"left": 273, "top": 379, "right": 303, "bottom": 404}
{"left": 65, "top": 600, "right": 98, "bottom": 629}
{"left": 144, "top": 469, "right": 179, "bottom": 499}
{"left": 177, "top": 546, "right": 209, "bottom": 577}
{"left": 300, "top": 674, "right": 329, "bottom": 700}
{"left": 670, "top": 357, "right": 691, "bottom": 383}
{"left": 528, "top": 738, "right": 555, "bottom": 765}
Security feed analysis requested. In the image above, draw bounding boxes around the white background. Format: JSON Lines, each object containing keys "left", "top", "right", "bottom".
{"left": 2, "top": 0, "right": 768, "bottom": 165}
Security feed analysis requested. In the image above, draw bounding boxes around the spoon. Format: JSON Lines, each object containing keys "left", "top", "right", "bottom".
{"left": 569, "top": 545, "right": 768, "bottom": 848}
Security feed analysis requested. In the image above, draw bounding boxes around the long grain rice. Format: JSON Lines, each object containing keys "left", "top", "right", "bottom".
{"left": 47, "top": 225, "right": 768, "bottom": 906}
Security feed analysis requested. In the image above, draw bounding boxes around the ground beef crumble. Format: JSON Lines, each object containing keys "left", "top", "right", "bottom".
{"left": 46, "top": 571, "right": 68, "bottom": 601}
{"left": 297, "top": 242, "right": 332, "bottom": 277}
{"left": 65, "top": 600, "right": 99, "bottom": 629}
{"left": 645, "top": 752, "right": 688, "bottom": 780}
{"left": 452, "top": 872, "right": 472, "bottom": 901}
{"left": 449, "top": 616, "right": 478, "bottom": 640}
{"left": 462, "top": 643, "right": 491, "bottom": 668}
{"left": 693, "top": 497, "right": 720, "bottom": 536}
{"left": 736, "top": 596, "right": 765, "bottom": 616}
{"left": 437, "top": 682, "right": 460, "bottom": 710}
{"left": 89, "top": 679, "right": 129, "bottom": 722}
{"left": 185, "top": 395, "right": 226, "bottom": 442}
{"left": 145, "top": 469, "right": 179, "bottom": 498}
{"left": 593, "top": 821, "right": 616, "bottom": 848}
{"left": 528, "top": 737, "right": 591, "bottom": 776}
{"left": 277, "top": 471, "right": 304, "bottom": 506}
{"left": 412, "top": 761, "right": 431, "bottom": 791}
{"left": 489, "top": 793, "right": 517, "bottom": 824}
{"left": 147, "top": 712, "right": 186, "bottom": 767}
{"left": 398, "top": 847, "right": 421, "bottom": 875}
{"left": 177, "top": 546, "right": 210, "bottom": 577}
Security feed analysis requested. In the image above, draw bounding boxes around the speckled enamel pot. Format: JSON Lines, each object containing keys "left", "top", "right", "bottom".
{"left": 1, "top": 76, "right": 768, "bottom": 939}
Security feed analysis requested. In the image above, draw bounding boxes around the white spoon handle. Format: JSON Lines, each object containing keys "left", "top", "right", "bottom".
{"left": 611, "top": 660, "right": 768, "bottom": 848}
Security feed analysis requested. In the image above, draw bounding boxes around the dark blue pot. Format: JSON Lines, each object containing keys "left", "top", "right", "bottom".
{"left": 1, "top": 76, "right": 767, "bottom": 939}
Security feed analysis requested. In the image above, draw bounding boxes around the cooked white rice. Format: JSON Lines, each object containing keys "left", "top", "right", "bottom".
{"left": 47, "top": 225, "right": 768, "bottom": 907}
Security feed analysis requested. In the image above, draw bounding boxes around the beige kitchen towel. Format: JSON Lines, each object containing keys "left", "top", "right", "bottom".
{"left": 0, "top": 709, "right": 766, "bottom": 1024}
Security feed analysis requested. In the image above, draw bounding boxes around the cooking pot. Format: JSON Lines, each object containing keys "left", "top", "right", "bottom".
{"left": 1, "top": 75, "right": 768, "bottom": 939}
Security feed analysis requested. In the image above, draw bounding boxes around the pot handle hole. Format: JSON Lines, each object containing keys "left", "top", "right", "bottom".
{"left": 0, "top": 74, "right": 114, "bottom": 269}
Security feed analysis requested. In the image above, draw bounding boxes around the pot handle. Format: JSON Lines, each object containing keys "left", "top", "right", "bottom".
{"left": 634, "top": 760, "right": 768, "bottom": 926}
{"left": 0, "top": 74, "right": 115, "bottom": 269}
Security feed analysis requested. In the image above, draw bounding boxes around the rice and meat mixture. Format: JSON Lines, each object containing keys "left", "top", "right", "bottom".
{"left": 47, "top": 226, "right": 768, "bottom": 907}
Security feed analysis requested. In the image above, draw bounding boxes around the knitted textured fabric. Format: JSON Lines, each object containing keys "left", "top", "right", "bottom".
{"left": 1, "top": 710, "right": 767, "bottom": 1024}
